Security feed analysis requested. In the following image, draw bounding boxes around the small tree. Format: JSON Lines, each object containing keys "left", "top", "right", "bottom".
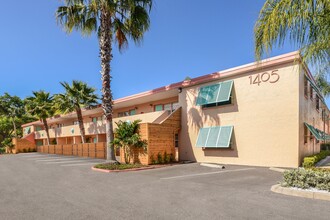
{"left": 112, "top": 120, "right": 147, "bottom": 164}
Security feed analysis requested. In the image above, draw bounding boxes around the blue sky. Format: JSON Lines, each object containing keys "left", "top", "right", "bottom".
{"left": 2, "top": 1, "right": 324, "bottom": 104}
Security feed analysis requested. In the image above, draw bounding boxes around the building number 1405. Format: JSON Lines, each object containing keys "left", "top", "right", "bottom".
{"left": 249, "top": 70, "right": 280, "bottom": 86}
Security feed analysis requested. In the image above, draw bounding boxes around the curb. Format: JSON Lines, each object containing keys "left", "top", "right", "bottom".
{"left": 200, "top": 163, "right": 225, "bottom": 169}
{"left": 271, "top": 184, "right": 330, "bottom": 201}
{"left": 91, "top": 164, "right": 176, "bottom": 173}
{"left": 269, "top": 167, "right": 287, "bottom": 173}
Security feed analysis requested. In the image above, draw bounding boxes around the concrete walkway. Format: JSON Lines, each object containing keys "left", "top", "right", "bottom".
{"left": 317, "top": 156, "right": 330, "bottom": 168}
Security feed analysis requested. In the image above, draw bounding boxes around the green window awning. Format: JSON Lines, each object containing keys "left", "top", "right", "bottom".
{"left": 196, "top": 80, "right": 233, "bottom": 106}
{"left": 196, "top": 126, "right": 233, "bottom": 148}
{"left": 305, "top": 123, "right": 330, "bottom": 141}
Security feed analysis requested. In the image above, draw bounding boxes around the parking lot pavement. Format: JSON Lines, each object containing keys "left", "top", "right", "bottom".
{"left": 0, "top": 153, "right": 329, "bottom": 220}
{"left": 16, "top": 153, "right": 107, "bottom": 167}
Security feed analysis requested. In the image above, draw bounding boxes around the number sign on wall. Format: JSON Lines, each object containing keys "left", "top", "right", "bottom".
{"left": 249, "top": 70, "right": 279, "bottom": 86}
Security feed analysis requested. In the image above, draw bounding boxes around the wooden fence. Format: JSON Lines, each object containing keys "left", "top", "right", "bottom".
{"left": 37, "top": 142, "right": 106, "bottom": 159}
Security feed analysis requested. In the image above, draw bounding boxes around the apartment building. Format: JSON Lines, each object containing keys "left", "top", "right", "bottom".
{"left": 21, "top": 51, "right": 329, "bottom": 167}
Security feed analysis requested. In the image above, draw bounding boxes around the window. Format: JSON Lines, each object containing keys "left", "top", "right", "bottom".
{"left": 118, "top": 111, "right": 129, "bottom": 117}
{"left": 25, "top": 127, "right": 31, "bottom": 135}
{"left": 196, "top": 126, "right": 233, "bottom": 148}
{"left": 310, "top": 84, "right": 314, "bottom": 100}
{"left": 154, "top": 104, "right": 163, "bottom": 112}
{"left": 73, "top": 121, "right": 79, "bottom": 125}
{"left": 118, "top": 110, "right": 136, "bottom": 117}
{"left": 304, "top": 125, "right": 308, "bottom": 144}
{"left": 304, "top": 76, "right": 308, "bottom": 97}
{"left": 316, "top": 96, "right": 320, "bottom": 111}
{"left": 92, "top": 117, "right": 98, "bottom": 123}
{"left": 57, "top": 124, "right": 64, "bottom": 128}
{"left": 36, "top": 126, "right": 42, "bottom": 131}
{"left": 175, "top": 133, "right": 179, "bottom": 147}
{"left": 164, "top": 103, "right": 172, "bottom": 111}
{"left": 196, "top": 80, "right": 233, "bottom": 107}
{"left": 93, "top": 137, "right": 97, "bottom": 143}
{"left": 129, "top": 109, "right": 136, "bottom": 116}
{"left": 172, "top": 102, "right": 180, "bottom": 111}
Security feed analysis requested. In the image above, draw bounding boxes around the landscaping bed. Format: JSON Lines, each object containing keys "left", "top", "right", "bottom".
{"left": 94, "top": 163, "right": 148, "bottom": 171}
{"left": 281, "top": 168, "right": 330, "bottom": 192}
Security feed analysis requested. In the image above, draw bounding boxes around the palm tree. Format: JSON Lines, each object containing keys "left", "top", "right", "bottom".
{"left": 56, "top": 0, "right": 152, "bottom": 161}
{"left": 254, "top": 0, "right": 329, "bottom": 71}
{"left": 55, "top": 80, "right": 98, "bottom": 143}
{"left": 25, "top": 91, "right": 55, "bottom": 146}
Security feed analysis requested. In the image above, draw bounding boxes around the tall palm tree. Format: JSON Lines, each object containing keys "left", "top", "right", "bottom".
{"left": 25, "top": 91, "right": 55, "bottom": 146}
{"left": 56, "top": 0, "right": 152, "bottom": 161}
{"left": 55, "top": 80, "right": 98, "bottom": 143}
{"left": 255, "top": 0, "right": 329, "bottom": 63}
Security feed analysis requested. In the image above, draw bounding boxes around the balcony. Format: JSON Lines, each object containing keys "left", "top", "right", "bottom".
{"left": 34, "top": 110, "right": 172, "bottom": 139}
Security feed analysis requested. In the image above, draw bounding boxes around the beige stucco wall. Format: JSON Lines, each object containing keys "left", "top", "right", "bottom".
{"left": 179, "top": 62, "right": 301, "bottom": 168}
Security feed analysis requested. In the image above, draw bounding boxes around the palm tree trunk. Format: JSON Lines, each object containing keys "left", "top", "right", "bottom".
{"left": 42, "top": 118, "right": 50, "bottom": 146}
{"left": 99, "top": 7, "right": 116, "bottom": 161}
{"left": 76, "top": 106, "right": 86, "bottom": 144}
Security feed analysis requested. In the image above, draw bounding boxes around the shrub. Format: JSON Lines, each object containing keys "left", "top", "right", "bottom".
{"left": 170, "top": 153, "right": 175, "bottom": 162}
{"left": 164, "top": 151, "right": 171, "bottom": 163}
{"left": 150, "top": 154, "right": 156, "bottom": 165}
{"left": 157, "top": 152, "right": 163, "bottom": 164}
{"left": 22, "top": 149, "right": 27, "bottom": 153}
{"left": 302, "top": 150, "right": 330, "bottom": 168}
{"left": 17, "top": 149, "right": 22, "bottom": 153}
{"left": 94, "top": 163, "right": 146, "bottom": 170}
{"left": 281, "top": 168, "right": 330, "bottom": 192}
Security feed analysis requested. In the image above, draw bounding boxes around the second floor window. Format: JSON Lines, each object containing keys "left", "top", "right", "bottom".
{"left": 304, "top": 77, "right": 308, "bottom": 97}
{"left": 310, "top": 84, "right": 314, "bottom": 100}
{"left": 316, "top": 96, "right": 320, "bottom": 111}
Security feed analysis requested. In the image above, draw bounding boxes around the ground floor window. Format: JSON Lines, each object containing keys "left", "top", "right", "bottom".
{"left": 175, "top": 133, "right": 179, "bottom": 147}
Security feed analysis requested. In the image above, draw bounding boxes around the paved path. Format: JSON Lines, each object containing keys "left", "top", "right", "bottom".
{"left": 0, "top": 153, "right": 329, "bottom": 220}
{"left": 317, "top": 156, "right": 330, "bottom": 168}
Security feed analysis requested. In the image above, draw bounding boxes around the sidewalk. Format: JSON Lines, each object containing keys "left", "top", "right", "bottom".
{"left": 317, "top": 156, "right": 330, "bottom": 169}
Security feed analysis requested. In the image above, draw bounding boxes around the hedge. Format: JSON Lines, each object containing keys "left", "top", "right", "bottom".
{"left": 281, "top": 168, "right": 330, "bottom": 192}
{"left": 321, "top": 143, "right": 330, "bottom": 151}
{"left": 302, "top": 150, "right": 330, "bottom": 168}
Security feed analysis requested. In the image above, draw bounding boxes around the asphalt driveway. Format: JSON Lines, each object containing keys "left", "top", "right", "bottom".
{"left": 0, "top": 153, "right": 329, "bottom": 220}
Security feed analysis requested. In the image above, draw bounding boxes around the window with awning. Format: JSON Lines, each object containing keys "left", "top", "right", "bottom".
{"left": 196, "top": 126, "right": 233, "bottom": 148}
{"left": 196, "top": 80, "right": 233, "bottom": 106}
{"left": 304, "top": 123, "right": 330, "bottom": 141}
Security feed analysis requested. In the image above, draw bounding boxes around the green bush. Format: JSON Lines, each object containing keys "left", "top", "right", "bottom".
{"left": 302, "top": 150, "right": 330, "bottom": 168}
{"left": 0, "top": 147, "right": 5, "bottom": 154}
{"left": 321, "top": 143, "right": 330, "bottom": 151}
{"left": 281, "top": 168, "right": 330, "bottom": 192}
{"left": 170, "top": 153, "right": 175, "bottom": 162}
{"left": 164, "top": 151, "right": 171, "bottom": 163}
{"left": 157, "top": 152, "right": 163, "bottom": 164}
